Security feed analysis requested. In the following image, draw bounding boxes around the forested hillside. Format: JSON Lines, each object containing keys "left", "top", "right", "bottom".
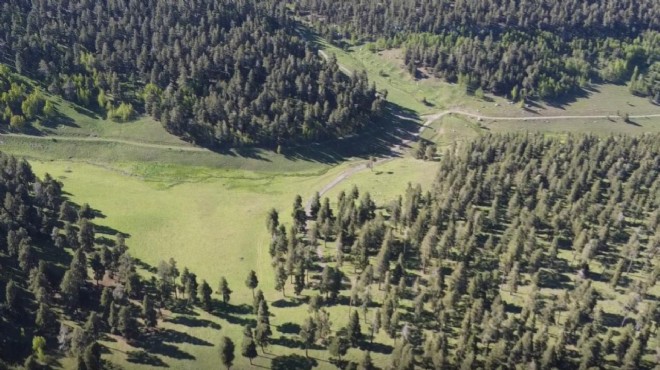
{"left": 268, "top": 133, "right": 660, "bottom": 369}
{"left": 296, "top": 0, "right": 660, "bottom": 102}
{"left": 0, "top": 151, "right": 218, "bottom": 368}
{"left": 0, "top": 0, "right": 382, "bottom": 148}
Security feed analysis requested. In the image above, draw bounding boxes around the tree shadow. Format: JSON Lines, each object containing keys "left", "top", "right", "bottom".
{"left": 166, "top": 315, "right": 221, "bottom": 329}
{"left": 40, "top": 111, "right": 80, "bottom": 129}
{"left": 95, "top": 236, "right": 116, "bottom": 247}
{"left": 168, "top": 302, "right": 199, "bottom": 316}
{"left": 361, "top": 341, "right": 393, "bottom": 354}
{"left": 602, "top": 311, "right": 626, "bottom": 328}
{"left": 72, "top": 104, "right": 101, "bottom": 119}
{"left": 210, "top": 305, "right": 257, "bottom": 327}
{"left": 271, "top": 336, "right": 305, "bottom": 349}
{"left": 277, "top": 322, "right": 301, "bottom": 335}
{"left": 94, "top": 224, "right": 128, "bottom": 237}
{"left": 155, "top": 328, "right": 213, "bottom": 346}
{"left": 271, "top": 354, "right": 317, "bottom": 370}
{"left": 272, "top": 299, "right": 304, "bottom": 308}
{"left": 135, "top": 338, "right": 196, "bottom": 360}
{"left": 220, "top": 302, "right": 253, "bottom": 315}
{"left": 127, "top": 350, "right": 169, "bottom": 367}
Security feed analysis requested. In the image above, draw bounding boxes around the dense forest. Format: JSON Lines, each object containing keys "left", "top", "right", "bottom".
{"left": 295, "top": 0, "right": 660, "bottom": 102}
{"left": 0, "top": 0, "right": 382, "bottom": 147}
{"left": 268, "top": 132, "right": 660, "bottom": 368}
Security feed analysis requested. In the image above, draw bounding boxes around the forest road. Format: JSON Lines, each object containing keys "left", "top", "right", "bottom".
{"left": 303, "top": 108, "right": 660, "bottom": 238}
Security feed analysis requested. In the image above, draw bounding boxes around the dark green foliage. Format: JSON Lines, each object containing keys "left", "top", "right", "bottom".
{"left": 347, "top": 311, "right": 362, "bottom": 347}
{"left": 218, "top": 277, "right": 232, "bottom": 304}
{"left": 219, "top": 336, "right": 235, "bottom": 369}
{"left": 142, "top": 296, "right": 157, "bottom": 327}
{"left": 266, "top": 132, "right": 660, "bottom": 369}
{"left": 297, "top": 0, "right": 660, "bottom": 101}
{"left": 118, "top": 305, "right": 137, "bottom": 340}
{"left": 299, "top": 317, "right": 317, "bottom": 357}
{"left": 241, "top": 326, "right": 258, "bottom": 364}
{"left": 0, "top": 1, "right": 382, "bottom": 148}
{"left": 199, "top": 280, "right": 213, "bottom": 311}
{"left": 271, "top": 354, "right": 316, "bottom": 370}
{"left": 245, "top": 270, "right": 259, "bottom": 298}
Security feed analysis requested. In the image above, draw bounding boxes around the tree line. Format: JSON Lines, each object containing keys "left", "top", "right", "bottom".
{"left": 0, "top": 0, "right": 383, "bottom": 148}
{"left": 294, "top": 0, "right": 660, "bottom": 102}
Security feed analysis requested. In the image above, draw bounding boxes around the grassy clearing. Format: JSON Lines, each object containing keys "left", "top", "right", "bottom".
{"left": 322, "top": 156, "right": 438, "bottom": 207}
{"left": 30, "top": 159, "right": 408, "bottom": 369}
{"left": 462, "top": 84, "right": 660, "bottom": 118}
{"left": 298, "top": 28, "right": 466, "bottom": 115}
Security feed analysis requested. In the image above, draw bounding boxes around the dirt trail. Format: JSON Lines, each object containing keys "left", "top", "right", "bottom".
{"left": 0, "top": 132, "right": 208, "bottom": 152}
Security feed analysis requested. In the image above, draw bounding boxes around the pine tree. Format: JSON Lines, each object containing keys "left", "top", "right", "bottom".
{"left": 347, "top": 311, "right": 362, "bottom": 347}
{"left": 118, "top": 305, "right": 137, "bottom": 340}
{"left": 245, "top": 270, "right": 259, "bottom": 298}
{"left": 35, "top": 303, "right": 56, "bottom": 332}
{"left": 83, "top": 342, "right": 101, "bottom": 370}
{"left": 199, "top": 280, "right": 213, "bottom": 310}
{"left": 299, "top": 317, "right": 317, "bottom": 357}
{"left": 610, "top": 258, "right": 625, "bottom": 288}
{"left": 241, "top": 326, "right": 258, "bottom": 364}
{"left": 5, "top": 280, "right": 18, "bottom": 311}
{"left": 328, "top": 335, "right": 349, "bottom": 361}
{"left": 219, "top": 336, "right": 235, "bottom": 369}
{"left": 507, "top": 262, "right": 520, "bottom": 293}
{"left": 255, "top": 322, "right": 271, "bottom": 353}
{"left": 310, "top": 192, "right": 321, "bottom": 219}
{"left": 358, "top": 351, "right": 375, "bottom": 370}
{"left": 143, "top": 296, "right": 157, "bottom": 327}
{"left": 266, "top": 208, "right": 279, "bottom": 236}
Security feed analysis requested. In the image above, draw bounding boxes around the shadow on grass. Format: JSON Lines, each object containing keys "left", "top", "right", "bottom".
{"left": 127, "top": 350, "right": 169, "bottom": 367}
{"left": 271, "top": 354, "right": 317, "bottom": 370}
{"left": 272, "top": 298, "right": 304, "bottom": 308}
{"left": 135, "top": 329, "right": 203, "bottom": 360}
{"left": 361, "top": 341, "right": 394, "bottom": 354}
{"left": 277, "top": 322, "right": 301, "bottom": 334}
{"left": 156, "top": 328, "right": 213, "bottom": 346}
{"left": 210, "top": 302, "right": 257, "bottom": 327}
{"left": 167, "top": 315, "right": 221, "bottom": 329}
{"left": 191, "top": 99, "right": 420, "bottom": 166}
{"left": 281, "top": 102, "right": 420, "bottom": 165}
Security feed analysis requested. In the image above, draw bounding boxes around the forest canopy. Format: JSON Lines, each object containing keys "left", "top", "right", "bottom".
{"left": 295, "top": 0, "right": 660, "bottom": 102}
{"left": 0, "top": 0, "right": 382, "bottom": 148}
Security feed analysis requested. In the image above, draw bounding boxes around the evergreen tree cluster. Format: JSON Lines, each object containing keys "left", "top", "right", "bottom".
{"left": 295, "top": 0, "right": 660, "bottom": 102}
{"left": 268, "top": 132, "right": 660, "bottom": 368}
{"left": 0, "top": 0, "right": 382, "bottom": 148}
